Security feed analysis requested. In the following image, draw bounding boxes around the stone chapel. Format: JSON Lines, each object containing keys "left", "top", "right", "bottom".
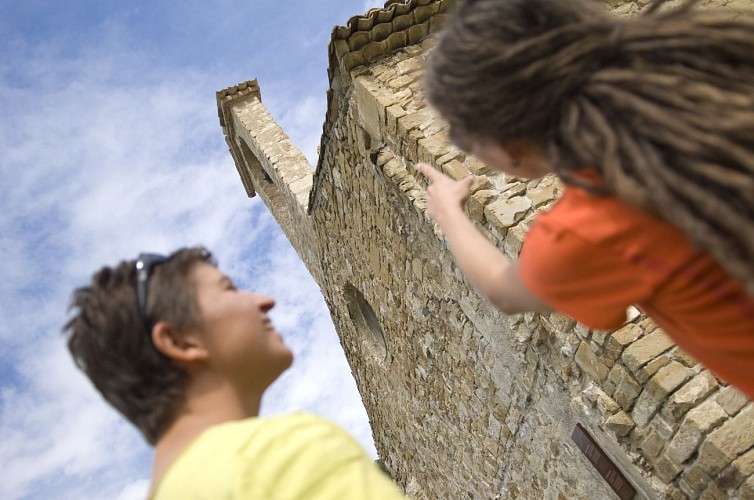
{"left": 217, "top": 1, "right": 754, "bottom": 498}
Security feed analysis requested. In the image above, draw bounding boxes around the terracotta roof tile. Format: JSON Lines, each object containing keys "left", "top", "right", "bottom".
{"left": 329, "top": 0, "right": 451, "bottom": 79}
{"left": 309, "top": 0, "right": 451, "bottom": 211}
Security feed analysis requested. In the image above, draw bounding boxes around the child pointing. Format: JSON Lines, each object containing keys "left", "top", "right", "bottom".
{"left": 417, "top": 0, "right": 754, "bottom": 399}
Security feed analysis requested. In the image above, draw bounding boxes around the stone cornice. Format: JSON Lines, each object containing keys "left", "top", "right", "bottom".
{"left": 216, "top": 79, "right": 263, "bottom": 197}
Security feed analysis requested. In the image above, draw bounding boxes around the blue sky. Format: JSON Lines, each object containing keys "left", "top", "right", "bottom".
{"left": 0, "top": 1, "right": 383, "bottom": 498}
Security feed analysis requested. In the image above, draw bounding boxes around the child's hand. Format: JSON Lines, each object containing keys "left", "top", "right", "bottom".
{"left": 415, "top": 163, "right": 475, "bottom": 225}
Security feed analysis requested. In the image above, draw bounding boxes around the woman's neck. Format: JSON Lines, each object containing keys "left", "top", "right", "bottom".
{"left": 147, "top": 376, "right": 263, "bottom": 497}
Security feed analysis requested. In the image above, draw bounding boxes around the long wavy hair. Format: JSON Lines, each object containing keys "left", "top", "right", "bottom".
{"left": 425, "top": 0, "right": 754, "bottom": 296}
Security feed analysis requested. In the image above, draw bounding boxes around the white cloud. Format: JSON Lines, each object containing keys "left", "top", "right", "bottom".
{"left": 0, "top": 8, "right": 374, "bottom": 498}
{"left": 362, "top": 0, "right": 387, "bottom": 14}
{"left": 114, "top": 479, "right": 151, "bottom": 500}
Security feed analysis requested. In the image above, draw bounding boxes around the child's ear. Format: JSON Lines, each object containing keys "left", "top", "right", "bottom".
{"left": 151, "top": 322, "right": 207, "bottom": 363}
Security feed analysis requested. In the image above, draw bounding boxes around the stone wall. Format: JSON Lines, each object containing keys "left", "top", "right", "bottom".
{"left": 218, "top": 1, "right": 754, "bottom": 498}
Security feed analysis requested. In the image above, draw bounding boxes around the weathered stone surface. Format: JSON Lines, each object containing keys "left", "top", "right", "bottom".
{"left": 647, "top": 361, "right": 694, "bottom": 400}
{"left": 527, "top": 176, "right": 562, "bottom": 207}
{"left": 743, "top": 475, "right": 754, "bottom": 499}
{"left": 418, "top": 134, "right": 449, "bottom": 163}
{"left": 484, "top": 196, "right": 532, "bottom": 227}
{"left": 633, "top": 388, "right": 663, "bottom": 428}
{"left": 654, "top": 455, "right": 683, "bottom": 483}
{"left": 467, "top": 189, "right": 495, "bottom": 221}
{"left": 218, "top": 1, "right": 754, "bottom": 498}
{"left": 503, "top": 220, "right": 528, "bottom": 257}
{"left": 641, "top": 428, "right": 667, "bottom": 459}
{"left": 680, "top": 462, "right": 713, "bottom": 497}
{"left": 663, "top": 371, "right": 719, "bottom": 422}
{"left": 636, "top": 353, "right": 672, "bottom": 384}
{"left": 609, "top": 363, "right": 642, "bottom": 411}
{"left": 665, "top": 399, "right": 730, "bottom": 465}
{"left": 575, "top": 341, "right": 609, "bottom": 382}
{"left": 666, "top": 424, "right": 704, "bottom": 466}
{"left": 606, "top": 411, "right": 635, "bottom": 437}
{"left": 716, "top": 386, "right": 749, "bottom": 416}
{"left": 622, "top": 329, "right": 674, "bottom": 374}
{"left": 717, "top": 448, "right": 754, "bottom": 490}
{"left": 697, "top": 405, "right": 754, "bottom": 475}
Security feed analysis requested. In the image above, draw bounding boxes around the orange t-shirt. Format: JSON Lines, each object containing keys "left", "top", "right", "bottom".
{"left": 519, "top": 186, "right": 754, "bottom": 399}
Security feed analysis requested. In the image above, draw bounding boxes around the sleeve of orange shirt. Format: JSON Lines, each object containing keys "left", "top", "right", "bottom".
{"left": 518, "top": 219, "right": 654, "bottom": 330}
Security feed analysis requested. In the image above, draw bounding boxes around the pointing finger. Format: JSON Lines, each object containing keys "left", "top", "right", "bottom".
{"left": 415, "top": 162, "right": 445, "bottom": 182}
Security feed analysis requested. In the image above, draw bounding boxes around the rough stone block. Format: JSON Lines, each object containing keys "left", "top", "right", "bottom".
{"left": 728, "top": 0, "right": 754, "bottom": 13}
{"left": 663, "top": 371, "right": 719, "bottom": 422}
{"left": 503, "top": 181, "right": 527, "bottom": 197}
{"left": 463, "top": 156, "right": 487, "bottom": 176}
{"left": 385, "top": 104, "right": 406, "bottom": 136}
{"left": 526, "top": 176, "right": 562, "bottom": 206}
{"left": 651, "top": 412, "right": 676, "bottom": 440}
{"left": 505, "top": 218, "right": 533, "bottom": 258}
{"left": 740, "top": 474, "right": 754, "bottom": 499}
{"left": 697, "top": 405, "right": 754, "bottom": 475}
{"left": 609, "top": 323, "right": 644, "bottom": 349}
{"left": 575, "top": 342, "right": 610, "bottom": 382}
{"left": 469, "top": 175, "right": 491, "bottom": 194}
{"left": 636, "top": 355, "right": 671, "bottom": 384}
{"left": 621, "top": 329, "right": 674, "bottom": 374}
{"left": 467, "top": 189, "right": 495, "bottom": 221}
{"left": 559, "top": 333, "right": 580, "bottom": 358}
{"left": 418, "top": 134, "right": 449, "bottom": 164}
{"left": 484, "top": 196, "right": 532, "bottom": 228}
{"left": 632, "top": 389, "right": 663, "bottom": 428}
{"left": 654, "top": 455, "right": 683, "bottom": 483}
{"left": 717, "top": 447, "right": 754, "bottom": 490}
{"left": 614, "top": 371, "right": 642, "bottom": 411}
{"left": 666, "top": 422, "right": 703, "bottom": 465}
{"left": 396, "top": 57, "right": 423, "bottom": 76}
{"left": 647, "top": 361, "right": 694, "bottom": 400}
{"left": 679, "top": 462, "right": 713, "bottom": 497}
{"left": 699, "top": 482, "right": 729, "bottom": 500}
{"left": 543, "top": 313, "right": 577, "bottom": 335}
{"left": 640, "top": 429, "right": 666, "bottom": 459}
{"left": 606, "top": 411, "right": 635, "bottom": 437}
{"left": 591, "top": 329, "right": 611, "bottom": 347}
{"left": 439, "top": 159, "right": 469, "bottom": 181}
{"left": 686, "top": 399, "right": 729, "bottom": 434}
{"left": 661, "top": 484, "right": 687, "bottom": 500}
{"left": 716, "top": 386, "right": 749, "bottom": 416}
{"left": 733, "top": 447, "right": 754, "bottom": 478}
{"left": 436, "top": 150, "right": 461, "bottom": 167}
{"left": 671, "top": 346, "right": 699, "bottom": 368}
{"left": 397, "top": 111, "right": 425, "bottom": 137}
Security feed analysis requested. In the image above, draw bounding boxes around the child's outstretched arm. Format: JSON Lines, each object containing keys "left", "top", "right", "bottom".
{"left": 415, "top": 163, "right": 551, "bottom": 314}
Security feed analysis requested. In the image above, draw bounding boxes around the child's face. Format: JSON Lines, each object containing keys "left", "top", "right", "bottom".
{"left": 191, "top": 262, "right": 293, "bottom": 390}
{"left": 471, "top": 139, "right": 552, "bottom": 179}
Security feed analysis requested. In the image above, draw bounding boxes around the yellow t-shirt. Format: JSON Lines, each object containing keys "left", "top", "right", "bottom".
{"left": 153, "top": 412, "right": 405, "bottom": 499}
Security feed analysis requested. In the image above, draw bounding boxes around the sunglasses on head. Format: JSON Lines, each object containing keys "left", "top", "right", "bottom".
{"left": 135, "top": 253, "right": 169, "bottom": 335}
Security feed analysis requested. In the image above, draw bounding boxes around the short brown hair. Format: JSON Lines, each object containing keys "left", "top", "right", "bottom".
{"left": 64, "top": 247, "right": 213, "bottom": 445}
